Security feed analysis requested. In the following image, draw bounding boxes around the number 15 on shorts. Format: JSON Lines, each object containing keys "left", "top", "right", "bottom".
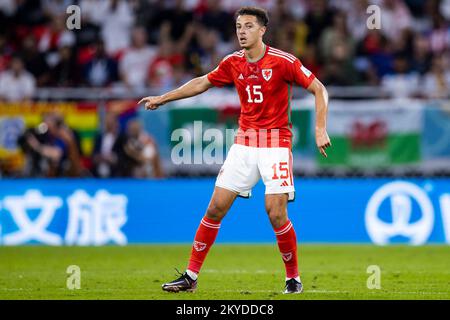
{"left": 272, "top": 162, "right": 289, "bottom": 180}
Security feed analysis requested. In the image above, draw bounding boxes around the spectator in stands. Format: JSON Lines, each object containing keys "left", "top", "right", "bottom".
{"left": 189, "top": 27, "right": 222, "bottom": 76}
{"left": 138, "top": 0, "right": 165, "bottom": 44}
{"left": 115, "top": 119, "right": 163, "bottom": 178}
{"left": 428, "top": 12, "right": 450, "bottom": 54}
{"left": 0, "top": 0, "right": 449, "bottom": 95}
{"left": 364, "top": 30, "right": 395, "bottom": 80}
{"left": 119, "top": 26, "right": 156, "bottom": 89}
{"left": 50, "top": 45, "right": 79, "bottom": 86}
{"left": 91, "top": 112, "right": 122, "bottom": 178}
{"left": 378, "top": 0, "right": 413, "bottom": 42}
{"left": 0, "top": 56, "right": 36, "bottom": 102}
{"left": 37, "top": 15, "right": 76, "bottom": 53}
{"left": 319, "top": 11, "right": 355, "bottom": 63}
{"left": 341, "top": 0, "right": 370, "bottom": 42}
{"left": 0, "top": 0, "right": 16, "bottom": 39}
{"left": 154, "top": 0, "right": 194, "bottom": 42}
{"left": 148, "top": 37, "right": 184, "bottom": 90}
{"left": 381, "top": 54, "right": 420, "bottom": 98}
{"left": 393, "top": 28, "right": 415, "bottom": 57}
{"left": 3, "top": 0, "right": 450, "bottom": 180}
{"left": 441, "top": 0, "right": 450, "bottom": 20}
{"left": 80, "top": 0, "right": 104, "bottom": 26}
{"left": 321, "top": 41, "right": 360, "bottom": 86}
{"left": 13, "top": 0, "right": 46, "bottom": 26}
{"left": 200, "top": 0, "right": 234, "bottom": 42}
{"left": 423, "top": 55, "right": 450, "bottom": 99}
{"left": 148, "top": 22, "right": 192, "bottom": 89}
{"left": 18, "top": 113, "right": 65, "bottom": 177}
{"left": 20, "top": 34, "right": 51, "bottom": 86}
{"left": 131, "top": 0, "right": 157, "bottom": 32}
{"left": 0, "top": 0, "right": 16, "bottom": 18}
{"left": 83, "top": 39, "right": 118, "bottom": 87}
{"left": 265, "top": 1, "right": 300, "bottom": 54}
{"left": 304, "top": 0, "right": 334, "bottom": 44}
{"left": 410, "top": 33, "right": 432, "bottom": 75}
{"left": 100, "top": 0, "right": 134, "bottom": 56}
{"left": 42, "top": 0, "right": 72, "bottom": 19}
{"left": 52, "top": 113, "right": 83, "bottom": 177}
{"left": 19, "top": 112, "right": 83, "bottom": 177}
{"left": 0, "top": 34, "right": 13, "bottom": 73}
{"left": 76, "top": 0, "right": 102, "bottom": 47}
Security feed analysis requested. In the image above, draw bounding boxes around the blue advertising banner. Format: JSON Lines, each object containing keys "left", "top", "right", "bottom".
{"left": 0, "top": 178, "right": 449, "bottom": 245}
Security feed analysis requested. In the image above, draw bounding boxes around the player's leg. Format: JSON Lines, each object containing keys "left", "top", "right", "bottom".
{"left": 162, "top": 144, "right": 259, "bottom": 293}
{"left": 265, "top": 194, "right": 300, "bottom": 273}
{"left": 186, "top": 186, "right": 237, "bottom": 276}
{"left": 259, "top": 147, "right": 302, "bottom": 293}
{"left": 265, "top": 193, "right": 289, "bottom": 229}
{"left": 162, "top": 187, "right": 237, "bottom": 293}
{"left": 265, "top": 193, "right": 302, "bottom": 294}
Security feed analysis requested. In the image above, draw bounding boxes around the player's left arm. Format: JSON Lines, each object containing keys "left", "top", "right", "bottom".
{"left": 286, "top": 58, "right": 331, "bottom": 157}
{"left": 307, "top": 78, "right": 331, "bottom": 158}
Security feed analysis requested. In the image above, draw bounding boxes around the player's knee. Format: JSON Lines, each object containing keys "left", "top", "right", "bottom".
{"left": 265, "top": 196, "right": 287, "bottom": 214}
{"left": 266, "top": 198, "right": 288, "bottom": 228}
{"left": 205, "top": 202, "right": 227, "bottom": 221}
{"left": 268, "top": 210, "right": 287, "bottom": 228}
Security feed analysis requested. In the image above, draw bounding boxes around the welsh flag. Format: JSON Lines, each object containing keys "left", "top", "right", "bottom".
{"left": 319, "top": 100, "right": 422, "bottom": 167}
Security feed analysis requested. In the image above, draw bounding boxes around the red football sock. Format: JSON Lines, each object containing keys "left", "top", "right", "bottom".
{"left": 187, "top": 216, "right": 221, "bottom": 274}
{"left": 274, "top": 219, "right": 299, "bottom": 279}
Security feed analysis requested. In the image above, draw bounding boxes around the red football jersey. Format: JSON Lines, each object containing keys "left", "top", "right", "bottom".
{"left": 207, "top": 45, "right": 315, "bottom": 148}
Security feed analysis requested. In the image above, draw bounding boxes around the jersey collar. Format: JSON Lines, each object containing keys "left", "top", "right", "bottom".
{"left": 245, "top": 43, "right": 268, "bottom": 63}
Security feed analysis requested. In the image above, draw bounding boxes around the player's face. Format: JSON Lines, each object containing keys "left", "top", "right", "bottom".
{"left": 236, "top": 15, "right": 265, "bottom": 49}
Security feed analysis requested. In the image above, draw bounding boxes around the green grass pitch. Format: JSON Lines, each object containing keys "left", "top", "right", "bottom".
{"left": 0, "top": 245, "right": 449, "bottom": 300}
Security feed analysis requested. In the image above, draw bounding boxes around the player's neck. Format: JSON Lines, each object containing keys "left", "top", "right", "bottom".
{"left": 245, "top": 42, "right": 266, "bottom": 63}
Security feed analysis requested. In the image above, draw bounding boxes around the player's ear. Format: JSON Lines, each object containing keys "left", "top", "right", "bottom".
{"left": 259, "top": 26, "right": 266, "bottom": 37}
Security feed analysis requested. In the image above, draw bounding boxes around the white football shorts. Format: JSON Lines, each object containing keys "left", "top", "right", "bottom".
{"left": 215, "top": 144, "right": 295, "bottom": 201}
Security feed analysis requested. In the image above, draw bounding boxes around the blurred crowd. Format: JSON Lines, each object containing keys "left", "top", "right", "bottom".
{"left": 17, "top": 111, "right": 164, "bottom": 178}
{"left": 0, "top": 0, "right": 449, "bottom": 101}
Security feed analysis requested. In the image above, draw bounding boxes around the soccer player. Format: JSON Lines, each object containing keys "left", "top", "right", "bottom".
{"left": 139, "top": 7, "right": 331, "bottom": 294}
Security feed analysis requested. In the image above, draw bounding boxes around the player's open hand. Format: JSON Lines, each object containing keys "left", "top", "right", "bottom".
{"left": 138, "top": 96, "right": 164, "bottom": 110}
{"left": 316, "top": 128, "right": 331, "bottom": 158}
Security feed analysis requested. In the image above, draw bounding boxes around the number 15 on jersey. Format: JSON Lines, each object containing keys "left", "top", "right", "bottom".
{"left": 246, "top": 85, "right": 263, "bottom": 103}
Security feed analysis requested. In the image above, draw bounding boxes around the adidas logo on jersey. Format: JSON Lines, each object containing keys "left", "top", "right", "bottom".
{"left": 280, "top": 181, "right": 289, "bottom": 187}
{"left": 238, "top": 74, "right": 244, "bottom": 80}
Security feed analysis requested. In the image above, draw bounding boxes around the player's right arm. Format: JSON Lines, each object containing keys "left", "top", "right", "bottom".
{"left": 139, "top": 53, "right": 234, "bottom": 110}
{"left": 139, "top": 75, "right": 213, "bottom": 110}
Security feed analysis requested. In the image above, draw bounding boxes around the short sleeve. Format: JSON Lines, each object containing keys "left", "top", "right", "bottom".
{"left": 207, "top": 56, "right": 233, "bottom": 87}
{"left": 285, "top": 58, "right": 315, "bottom": 89}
